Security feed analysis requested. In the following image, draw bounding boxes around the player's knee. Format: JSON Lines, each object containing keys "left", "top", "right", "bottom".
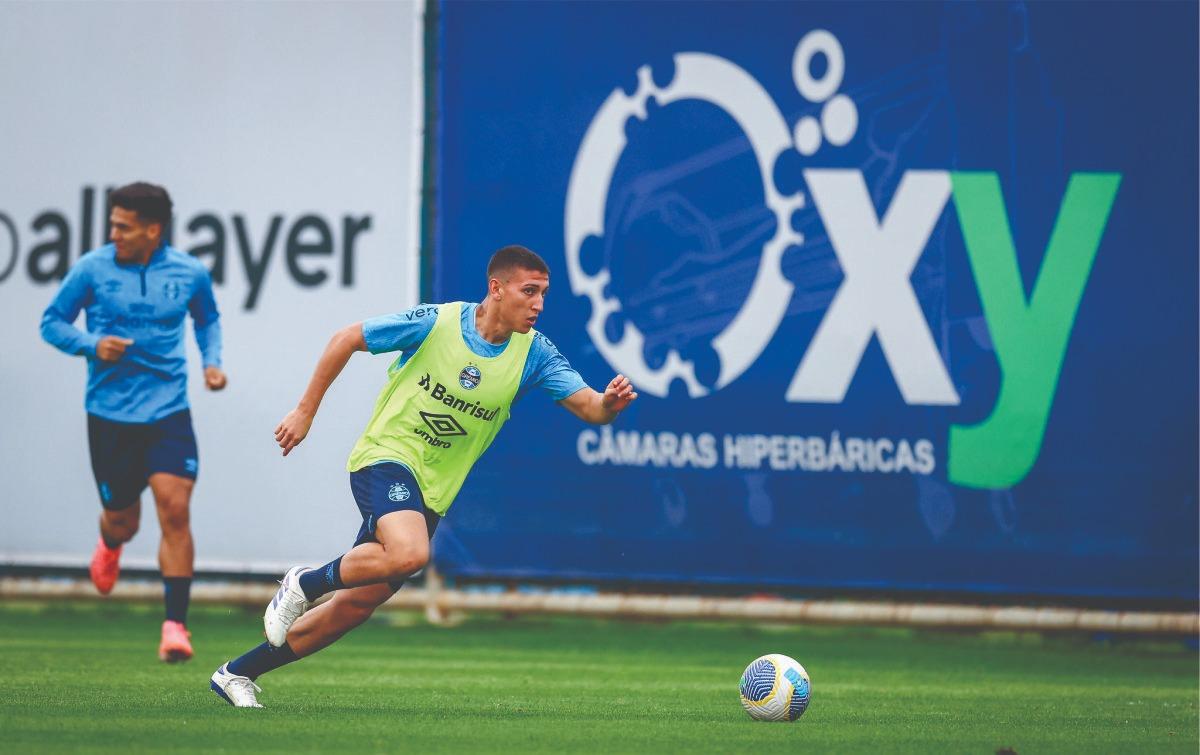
{"left": 114, "top": 519, "right": 139, "bottom": 541}
{"left": 157, "top": 500, "right": 190, "bottom": 532}
{"left": 106, "top": 509, "right": 139, "bottom": 540}
{"left": 383, "top": 544, "right": 429, "bottom": 580}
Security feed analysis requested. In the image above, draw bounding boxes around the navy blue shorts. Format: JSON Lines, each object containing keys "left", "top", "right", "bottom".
{"left": 349, "top": 462, "right": 440, "bottom": 548}
{"left": 87, "top": 410, "right": 198, "bottom": 510}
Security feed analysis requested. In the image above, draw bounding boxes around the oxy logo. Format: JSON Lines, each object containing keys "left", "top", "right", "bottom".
{"left": 565, "top": 30, "right": 1120, "bottom": 489}
{"left": 0, "top": 186, "right": 373, "bottom": 310}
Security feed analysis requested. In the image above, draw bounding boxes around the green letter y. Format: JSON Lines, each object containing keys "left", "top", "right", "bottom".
{"left": 948, "top": 172, "right": 1120, "bottom": 489}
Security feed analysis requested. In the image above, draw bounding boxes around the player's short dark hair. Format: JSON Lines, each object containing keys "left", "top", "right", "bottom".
{"left": 487, "top": 245, "right": 549, "bottom": 280}
{"left": 109, "top": 182, "right": 173, "bottom": 228}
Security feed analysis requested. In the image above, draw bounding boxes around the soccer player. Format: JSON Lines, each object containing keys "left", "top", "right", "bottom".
{"left": 210, "top": 245, "right": 636, "bottom": 707}
{"left": 41, "top": 182, "right": 226, "bottom": 663}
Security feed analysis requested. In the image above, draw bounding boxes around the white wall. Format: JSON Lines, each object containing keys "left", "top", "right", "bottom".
{"left": 0, "top": 1, "right": 424, "bottom": 572}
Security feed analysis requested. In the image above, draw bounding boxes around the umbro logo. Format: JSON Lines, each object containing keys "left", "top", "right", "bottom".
{"left": 419, "top": 410, "right": 466, "bottom": 437}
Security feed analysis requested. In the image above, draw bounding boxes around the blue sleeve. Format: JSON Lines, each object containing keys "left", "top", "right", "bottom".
{"left": 362, "top": 303, "right": 439, "bottom": 354}
{"left": 40, "top": 260, "right": 100, "bottom": 357}
{"left": 188, "top": 266, "right": 222, "bottom": 368}
{"left": 520, "top": 331, "right": 588, "bottom": 401}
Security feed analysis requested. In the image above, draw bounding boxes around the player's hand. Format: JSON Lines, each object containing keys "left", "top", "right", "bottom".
{"left": 275, "top": 408, "right": 314, "bottom": 457}
{"left": 601, "top": 374, "right": 638, "bottom": 413}
{"left": 204, "top": 366, "right": 227, "bottom": 391}
{"left": 95, "top": 336, "right": 133, "bottom": 362}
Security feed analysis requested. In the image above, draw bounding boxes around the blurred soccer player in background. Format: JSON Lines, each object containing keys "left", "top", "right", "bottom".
{"left": 41, "top": 182, "right": 227, "bottom": 663}
{"left": 210, "top": 245, "right": 636, "bottom": 707}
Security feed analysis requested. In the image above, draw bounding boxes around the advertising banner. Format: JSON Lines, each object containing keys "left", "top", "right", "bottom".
{"left": 0, "top": 1, "right": 423, "bottom": 572}
{"left": 433, "top": 0, "right": 1198, "bottom": 599}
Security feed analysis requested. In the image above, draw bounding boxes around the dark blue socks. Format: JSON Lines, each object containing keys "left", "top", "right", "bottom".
{"left": 227, "top": 641, "right": 300, "bottom": 680}
{"left": 163, "top": 576, "right": 191, "bottom": 624}
{"left": 298, "top": 556, "right": 346, "bottom": 601}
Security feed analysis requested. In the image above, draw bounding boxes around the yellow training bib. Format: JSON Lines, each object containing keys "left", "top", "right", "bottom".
{"left": 346, "top": 302, "right": 533, "bottom": 514}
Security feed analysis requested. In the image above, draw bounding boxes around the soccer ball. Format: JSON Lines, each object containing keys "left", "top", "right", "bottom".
{"left": 738, "top": 653, "right": 811, "bottom": 722}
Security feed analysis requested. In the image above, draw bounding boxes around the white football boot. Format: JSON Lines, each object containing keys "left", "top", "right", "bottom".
{"left": 263, "top": 566, "right": 312, "bottom": 647}
{"left": 210, "top": 663, "right": 264, "bottom": 708}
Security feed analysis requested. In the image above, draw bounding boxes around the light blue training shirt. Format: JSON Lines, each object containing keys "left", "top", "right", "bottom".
{"left": 40, "top": 243, "right": 222, "bottom": 423}
{"left": 362, "top": 302, "right": 587, "bottom": 403}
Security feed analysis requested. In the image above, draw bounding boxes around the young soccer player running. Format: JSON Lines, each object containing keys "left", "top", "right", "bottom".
{"left": 41, "top": 182, "right": 227, "bottom": 662}
{"left": 211, "top": 245, "right": 636, "bottom": 707}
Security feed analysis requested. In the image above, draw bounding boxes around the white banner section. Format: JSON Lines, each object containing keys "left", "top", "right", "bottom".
{"left": 0, "top": 1, "right": 423, "bottom": 572}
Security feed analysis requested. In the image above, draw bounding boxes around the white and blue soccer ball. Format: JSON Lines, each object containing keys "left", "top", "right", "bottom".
{"left": 738, "top": 653, "right": 811, "bottom": 722}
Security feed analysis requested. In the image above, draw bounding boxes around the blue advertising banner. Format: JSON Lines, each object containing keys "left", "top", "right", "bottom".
{"left": 432, "top": 0, "right": 1198, "bottom": 599}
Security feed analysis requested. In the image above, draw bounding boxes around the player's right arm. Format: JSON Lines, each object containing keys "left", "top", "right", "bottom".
{"left": 276, "top": 304, "right": 439, "bottom": 455}
{"left": 275, "top": 322, "right": 368, "bottom": 456}
{"left": 40, "top": 259, "right": 133, "bottom": 362}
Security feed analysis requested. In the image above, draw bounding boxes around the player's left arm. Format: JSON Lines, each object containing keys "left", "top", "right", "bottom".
{"left": 559, "top": 375, "right": 638, "bottom": 425}
{"left": 188, "top": 265, "right": 226, "bottom": 391}
{"left": 530, "top": 332, "right": 637, "bottom": 424}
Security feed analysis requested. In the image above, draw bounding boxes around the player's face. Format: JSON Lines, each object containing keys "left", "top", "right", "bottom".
{"left": 497, "top": 268, "right": 549, "bottom": 334}
{"left": 109, "top": 207, "right": 162, "bottom": 262}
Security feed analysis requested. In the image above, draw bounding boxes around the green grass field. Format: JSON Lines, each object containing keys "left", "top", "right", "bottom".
{"left": 0, "top": 600, "right": 1195, "bottom": 753}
